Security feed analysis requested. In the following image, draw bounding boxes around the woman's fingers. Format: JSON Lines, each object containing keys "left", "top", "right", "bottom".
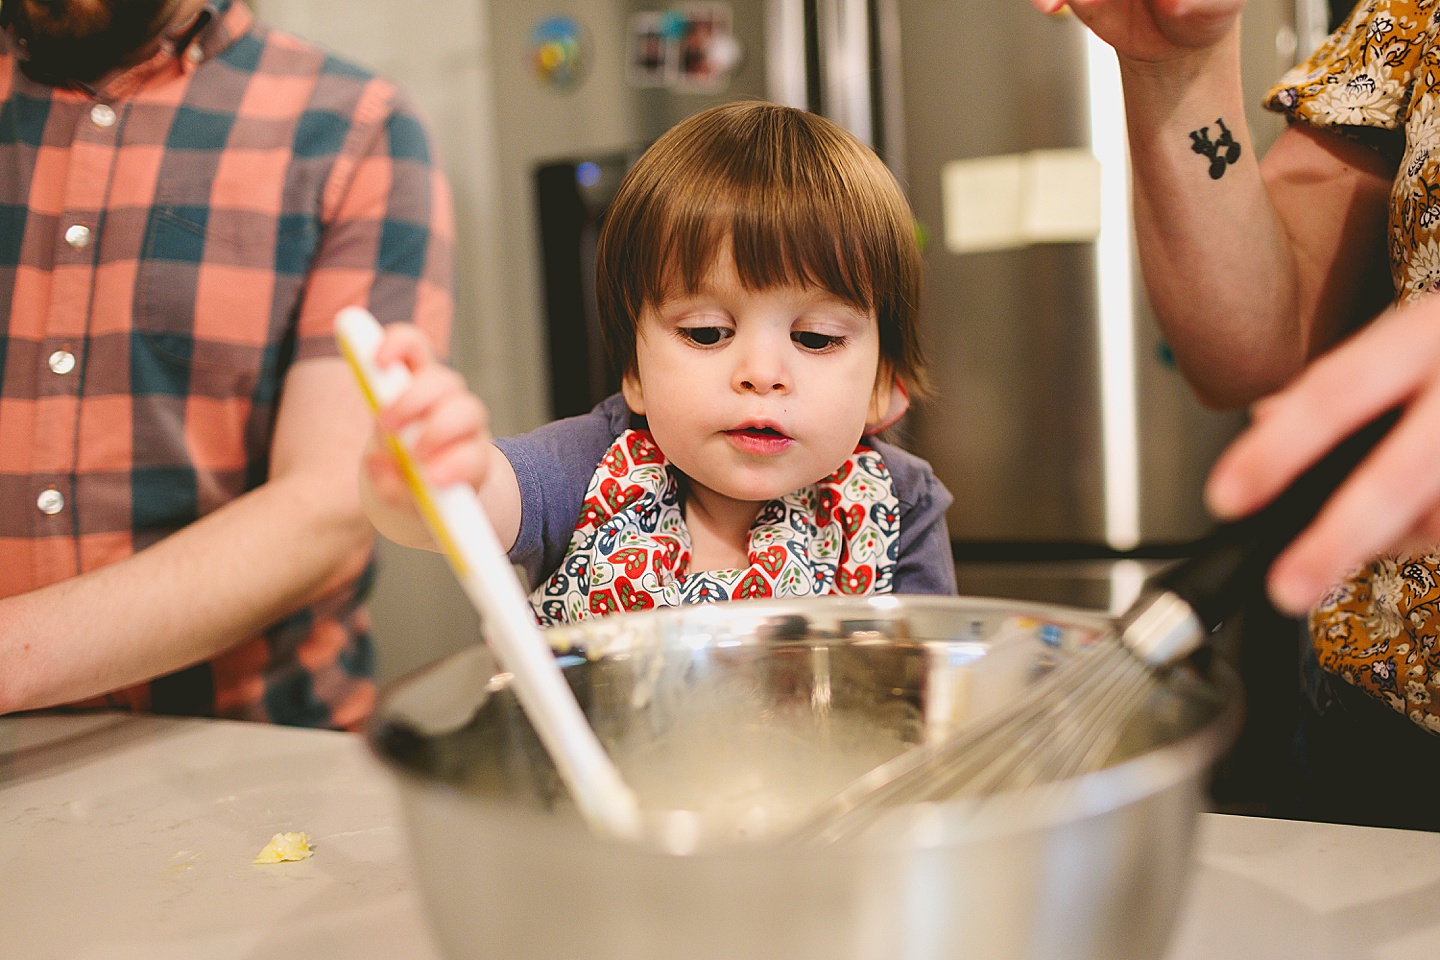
{"left": 1205, "top": 300, "right": 1440, "bottom": 613}
{"left": 1059, "top": 0, "right": 1244, "bottom": 60}
{"left": 1266, "top": 372, "right": 1440, "bottom": 613}
{"left": 1206, "top": 306, "right": 1430, "bottom": 520}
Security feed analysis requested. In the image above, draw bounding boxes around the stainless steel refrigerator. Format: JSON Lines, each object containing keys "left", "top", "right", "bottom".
{"left": 503, "top": 0, "right": 1323, "bottom": 606}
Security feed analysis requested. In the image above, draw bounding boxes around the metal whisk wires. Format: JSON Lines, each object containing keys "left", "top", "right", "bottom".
{"left": 787, "top": 590, "right": 1208, "bottom": 846}
{"left": 785, "top": 638, "right": 1157, "bottom": 845}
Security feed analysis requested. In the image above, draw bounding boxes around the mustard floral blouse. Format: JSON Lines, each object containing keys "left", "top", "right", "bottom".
{"left": 1265, "top": 0, "right": 1440, "bottom": 732}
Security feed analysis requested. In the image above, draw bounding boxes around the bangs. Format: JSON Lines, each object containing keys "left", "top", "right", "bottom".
{"left": 642, "top": 177, "right": 882, "bottom": 314}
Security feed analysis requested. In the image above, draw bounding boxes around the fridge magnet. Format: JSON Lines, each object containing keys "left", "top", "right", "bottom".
{"left": 529, "top": 14, "right": 589, "bottom": 91}
{"left": 668, "top": 3, "right": 742, "bottom": 93}
{"left": 627, "top": 11, "right": 669, "bottom": 87}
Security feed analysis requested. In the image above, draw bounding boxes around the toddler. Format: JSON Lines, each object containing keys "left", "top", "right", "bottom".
{"left": 363, "top": 101, "right": 956, "bottom": 624}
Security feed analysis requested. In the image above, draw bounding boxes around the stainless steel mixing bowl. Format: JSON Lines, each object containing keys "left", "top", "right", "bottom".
{"left": 367, "top": 594, "right": 1241, "bottom": 960}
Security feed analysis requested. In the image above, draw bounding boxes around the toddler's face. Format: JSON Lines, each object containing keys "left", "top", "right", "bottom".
{"left": 622, "top": 248, "right": 887, "bottom": 513}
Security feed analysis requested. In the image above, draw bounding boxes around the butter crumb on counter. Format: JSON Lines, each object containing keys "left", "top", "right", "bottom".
{"left": 253, "top": 832, "right": 314, "bottom": 864}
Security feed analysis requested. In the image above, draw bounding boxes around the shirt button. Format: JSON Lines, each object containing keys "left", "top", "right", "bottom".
{"left": 37, "top": 488, "right": 65, "bottom": 516}
{"left": 90, "top": 103, "right": 116, "bottom": 128}
{"left": 65, "top": 224, "right": 92, "bottom": 249}
{"left": 48, "top": 349, "right": 76, "bottom": 375}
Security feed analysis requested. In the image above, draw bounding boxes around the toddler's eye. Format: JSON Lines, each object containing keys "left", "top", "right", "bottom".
{"left": 793, "top": 331, "right": 844, "bottom": 351}
{"left": 680, "top": 326, "right": 730, "bottom": 346}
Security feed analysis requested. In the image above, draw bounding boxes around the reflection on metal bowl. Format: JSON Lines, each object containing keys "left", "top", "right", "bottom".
{"left": 367, "top": 595, "right": 1241, "bottom": 960}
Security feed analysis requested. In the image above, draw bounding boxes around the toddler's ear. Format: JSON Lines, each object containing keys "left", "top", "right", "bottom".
{"left": 864, "top": 376, "right": 909, "bottom": 436}
{"left": 621, "top": 371, "right": 647, "bottom": 416}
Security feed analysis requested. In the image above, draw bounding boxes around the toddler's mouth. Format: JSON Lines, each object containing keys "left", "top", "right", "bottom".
{"left": 724, "top": 423, "right": 794, "bottom": 454}
{"left": 729, "top": 425, "right": 788, "bottom": 439}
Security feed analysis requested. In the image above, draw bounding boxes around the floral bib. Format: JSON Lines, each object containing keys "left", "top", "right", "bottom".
{"left": 529, "top": 429, "right": 900, "bottom": 626}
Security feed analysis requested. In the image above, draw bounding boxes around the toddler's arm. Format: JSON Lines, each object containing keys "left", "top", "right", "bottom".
{"left": 359, "top": 323, "right": 522, "bottom": 552}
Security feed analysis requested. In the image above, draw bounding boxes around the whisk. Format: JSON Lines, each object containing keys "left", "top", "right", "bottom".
{"left": 790, "top": 410, "right": 1400, "bottom": 845}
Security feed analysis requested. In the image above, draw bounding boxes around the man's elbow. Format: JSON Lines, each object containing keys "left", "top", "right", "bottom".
{"left": 279, "top": 475, "right": 379, "bottom": 601}
{"left": 312, "top": 507, "right": 378, "bottom": 599}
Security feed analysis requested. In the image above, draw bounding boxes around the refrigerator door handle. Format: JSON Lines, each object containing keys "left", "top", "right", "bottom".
{"left": 766, "top": 0, "right": 810, "bottom": 111}
{"left": 816, "top": 0, "right": 874, "bottom": 147}
{"left": 767, "top": 0, "right": 901, "bottom": 169}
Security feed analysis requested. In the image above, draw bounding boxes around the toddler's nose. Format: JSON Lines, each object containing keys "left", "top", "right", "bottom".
{"left": 740, "top": 377, "right": 786, "bottom": 393}
{"left": 733, "top": 337, "right": 790, "bottom": 394}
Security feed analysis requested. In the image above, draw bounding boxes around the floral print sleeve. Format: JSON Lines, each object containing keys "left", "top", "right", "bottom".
{"left": 1263, "top": 1, "right": 1440, "bottom": 736}
{"left": 1265, "top": 0, "right": 1440, "bottom": 300}
{"left": 1311, "top": 557, "right": 1440, "bottom": 734}
{"left": 1264, "top": 0, "right": 1424, "bottom": 134}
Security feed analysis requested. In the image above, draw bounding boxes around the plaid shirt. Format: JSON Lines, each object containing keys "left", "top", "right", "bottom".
{"left": 0, "top": 1, "right": 454, "bottom": 727}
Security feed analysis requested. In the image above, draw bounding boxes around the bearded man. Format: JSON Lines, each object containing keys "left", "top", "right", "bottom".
{"left": 0, "top": 0, "right": 454, "bottom": 727}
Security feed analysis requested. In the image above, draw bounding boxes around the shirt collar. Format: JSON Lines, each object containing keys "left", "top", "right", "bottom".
{"left": 175, "top": 0, "right": 252, "bottom": 66}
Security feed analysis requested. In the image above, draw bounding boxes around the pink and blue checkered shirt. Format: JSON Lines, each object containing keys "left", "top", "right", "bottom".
{"left": 0, "top": 0, "right": 454, "bottom": 727}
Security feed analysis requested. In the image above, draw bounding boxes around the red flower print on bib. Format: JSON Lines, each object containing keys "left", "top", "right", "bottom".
{"left": 756, "top": 545, "right": 786, "bottom": 576}
{"left": 611, "top": 547, "right": 649, "bottom": 578}
{"left": 598, "top": 477, "right": 644, "bottom": 513}
{"left": 837, "top": 565, "right": 874, "bottom": 595}
{"left": 626, "top": 430, "right": 664, "bottom": 463}
{"left": 837, "top": 504, "right": 865, "bottom": 537}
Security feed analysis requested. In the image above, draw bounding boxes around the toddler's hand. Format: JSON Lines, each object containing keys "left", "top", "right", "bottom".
{"left": 362, "top": 323, "right": 492, "bottom": 517}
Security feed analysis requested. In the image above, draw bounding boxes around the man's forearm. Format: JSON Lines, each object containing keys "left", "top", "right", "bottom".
{"left": 0, "top": 468, "right": 375, "bottom": 714}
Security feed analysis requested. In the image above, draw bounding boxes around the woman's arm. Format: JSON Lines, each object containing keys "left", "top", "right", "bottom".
{"left": 1127, "top": 58, "right": 1395, "bottom": 406}
{"left": 1035, "top": 0, "right": 1396, "bottom": 406}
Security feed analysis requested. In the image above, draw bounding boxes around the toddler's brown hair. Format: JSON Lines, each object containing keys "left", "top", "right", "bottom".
{"left": 594, "top": 100, "right": 928, "bottom": 397}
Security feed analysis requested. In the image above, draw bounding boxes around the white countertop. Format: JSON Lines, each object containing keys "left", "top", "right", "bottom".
{"left": 3, "top": 712, "right": 1439, "bottom": 960}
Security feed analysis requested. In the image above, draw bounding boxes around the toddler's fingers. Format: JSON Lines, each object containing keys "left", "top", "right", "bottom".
{"left": 406, "top": 391, "right": 490, "bottom": 465}
{"left": 422, "top": 441, "right": 492, "bottom": 490}
{"left": 377, "top": 364, "right": 469, "bottom": 434}
{"left": 374, "top": 322, "right": 438, "bottom": 371}
{"left": 363, "top": 445, "right": 414, "bottom": 508}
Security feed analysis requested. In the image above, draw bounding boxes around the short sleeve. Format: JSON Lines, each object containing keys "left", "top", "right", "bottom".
{"left": 870, "top": 439, "right": 957, "bottom": 596}
{"left": 494, "top": 394, "right": 633, "bottom": 589}
{"left": 294, "top": 82, "right": 455, "bottom": 360}
{"left": 1264, "top": 0, "right": 1430, "bottom": 136}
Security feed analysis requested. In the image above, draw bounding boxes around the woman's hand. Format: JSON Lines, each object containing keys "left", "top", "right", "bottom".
{"left": 1206, "top": 298, "right": 1440, "bottom": 615}
{"left": 1027, "top": 0, "right": 1246, "bottom": 64}
{"left": 361, "top": 323, "right": 492, "bottom": 537}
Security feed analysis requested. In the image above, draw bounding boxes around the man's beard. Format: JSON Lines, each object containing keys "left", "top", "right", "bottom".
{"left": 2, "top": 0, "right": 176, "bottom": 86}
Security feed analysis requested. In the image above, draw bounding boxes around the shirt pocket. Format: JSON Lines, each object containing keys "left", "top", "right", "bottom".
{"left": 132, "top": 205, "right": 316, "bottom": 401}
